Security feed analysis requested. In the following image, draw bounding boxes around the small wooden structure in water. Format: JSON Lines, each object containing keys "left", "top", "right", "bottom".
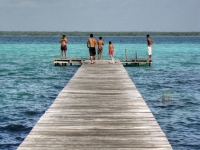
{"left": 18, "top": 60, "right": 171, "bottom": 150}
{"left": 54, "top": 49, "right": 152, "bottom": 66}
{"left": 54, "top": 58, "right": 152, "bottom": 66}
{"left": 54, "top": 58, "right": 86, "bottom": 66}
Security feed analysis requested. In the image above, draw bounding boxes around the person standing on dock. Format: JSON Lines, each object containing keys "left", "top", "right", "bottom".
{"left": 87, "top": 34, "right": 97, "bottom": 64}
{"left": 97, "top": 37, "right": 104, "bottom": 60}
{"left": 108, "top": 41, "right": 115, "bottom": 63}
{"left": 146, "top": 34, "right": 153, "bottom": 61}
{"left": 59, "top": 35, "right": 68, "bottom": 59}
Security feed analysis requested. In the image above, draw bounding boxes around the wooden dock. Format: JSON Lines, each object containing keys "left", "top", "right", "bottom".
{"left": 18, "top": 60, "right": 172, "bottom": 150}
{"left": 54, "top": 58, "right": 86, "bottom": 66}
{"left": 54, "top": 58, "right": 152, "bottom": 66}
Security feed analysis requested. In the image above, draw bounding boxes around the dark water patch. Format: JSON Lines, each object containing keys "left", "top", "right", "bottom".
{"left": 0, "top": 144, "right": 20, "bottom": 150}
{"left": 7, "top": 71, "right": 19, "bottom": 76}
{"left": 24, "top": 109, "right": 43, "bottom": 116}
{"left": 1, "top": 124, "right": 27, "bottom": 132}
{"left": 181, "top": 144, "right": 200, "bottom": 150}
{"left": 153, "top": 103, "right": 176, "bottom": 109}
{"left": 15, "top": 136, "right": 23, "bottom": 142}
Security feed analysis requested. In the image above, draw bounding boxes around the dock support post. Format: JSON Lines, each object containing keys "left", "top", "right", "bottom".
{"left": 54, "top": 61, "right": 58, "bottom": 66}
{"left": 125, "top": 49, "right": 128, "bottom": 65}
{"left": 134, "top": 51, "right": 137, "bottom": 66}
{"left": 70, "top": 60, "right": 72, "bottom": 66}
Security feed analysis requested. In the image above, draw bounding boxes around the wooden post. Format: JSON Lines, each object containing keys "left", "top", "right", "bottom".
{"left": 135, "top": 51, "right": 137, "bottom": 62}
{"left": 125, "top": 49, "right": 128, "bottom": 65}
{"left": 54, "top": 61, "right": 58, "bottom": 66}
{"left": 70, "top": 61, "right": 72, "bottom": 66}
{"left": 125, "top": 49, "right": 128, "bottom": 60}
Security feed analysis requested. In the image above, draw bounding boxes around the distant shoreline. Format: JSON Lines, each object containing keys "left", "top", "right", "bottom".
{"left": 0, "top": 31, "right": 200, "bottom": 36}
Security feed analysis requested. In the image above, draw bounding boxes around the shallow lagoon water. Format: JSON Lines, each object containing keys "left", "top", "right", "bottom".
{"left": 0, "top": 36, "right": 200, "bottom": 150}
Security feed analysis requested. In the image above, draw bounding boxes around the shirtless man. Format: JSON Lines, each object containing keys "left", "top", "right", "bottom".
{"left": 146, "top": 34, "right": 153, "bottom": 61}
{"left": 87, "top": 34, "right": 97, "bottom": 64}
{"left": 97, "top": 37, "right": 104, "bottom": 60}
{"left": 108, "top": 41, "right": 115, "bottom": 63}
{"left": 59, "top": 35, "right": 68, "bottom": 59}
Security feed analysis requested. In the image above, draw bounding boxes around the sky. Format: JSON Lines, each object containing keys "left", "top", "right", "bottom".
{"left": 0, "top": 0, "right": 200, "bottom": 32}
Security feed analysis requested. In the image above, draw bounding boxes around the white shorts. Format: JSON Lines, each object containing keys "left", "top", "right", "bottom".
{"left": 147, "top": 46, "right": 152, "bottom": 55}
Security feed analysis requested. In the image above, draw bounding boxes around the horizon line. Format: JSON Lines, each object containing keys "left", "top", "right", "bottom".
{"left": 1, "top": 31, "right": 200, "bottom": 33}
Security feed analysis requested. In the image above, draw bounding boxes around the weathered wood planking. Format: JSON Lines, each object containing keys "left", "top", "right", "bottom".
{"left": 18, "top": 59, "right": 172, "bottom": 150}
{"left": 53, "top": 58, "right": 152, "bottom": 66}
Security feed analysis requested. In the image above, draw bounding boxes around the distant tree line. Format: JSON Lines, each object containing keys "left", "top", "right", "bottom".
{"left": 0, "top": 31, "right": 200, "bottom": 36}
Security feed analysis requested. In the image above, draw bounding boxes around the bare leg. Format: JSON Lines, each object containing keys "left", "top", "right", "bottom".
{"left": 109, "top": 55, "right": 113, "bottom": 63}
{"left": 100, "top": 53, "right": 102, "bottom": 60}
{"left": 112, "top": 55, "right": 115, "bottom": 63}
{"left": 148, "top": 55, "right": 152, "bottom": 62}
{"left": 97, "top": 49, "right": 100, "bottom": 60}
{"left": 90, "top": 56, "right": 93, "bottom": 64}
{"left": 64, "top": 50, "right": 66, "bottom": 59}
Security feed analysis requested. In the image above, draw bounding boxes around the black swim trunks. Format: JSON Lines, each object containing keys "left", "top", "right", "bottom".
{"left": 61, "top": 45, "right": 67, "bottom": 51}
{"left": 89, "top": 47, "right": 96, "bottom": 56}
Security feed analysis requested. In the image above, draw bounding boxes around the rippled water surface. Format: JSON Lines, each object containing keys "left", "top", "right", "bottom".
{"left": 0, "top": 36, "right": 200, "bottom": 150}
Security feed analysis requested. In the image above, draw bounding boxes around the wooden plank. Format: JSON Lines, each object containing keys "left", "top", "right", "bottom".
{"left": 53, "top": 61, "right": 68, "bottom": 64}
{"left": 17, "top": 59, "right": 171, "bottom": 150}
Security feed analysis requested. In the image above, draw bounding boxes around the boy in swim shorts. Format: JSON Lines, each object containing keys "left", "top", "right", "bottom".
{"left": 97, "top": 37, "right": 104, "bottom": 60}
{"left": 59, "top": 35, "right": 68, "bottom": 59}
{"left": 87, "top": 34, "right": 97, "bottom": 64}
{"left": 108, "top": 41, "right": 115, "bottom": 64}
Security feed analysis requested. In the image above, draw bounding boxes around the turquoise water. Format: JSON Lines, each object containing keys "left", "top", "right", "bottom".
{"left": 0, "top": 36, "right": 200, "bottom": 150}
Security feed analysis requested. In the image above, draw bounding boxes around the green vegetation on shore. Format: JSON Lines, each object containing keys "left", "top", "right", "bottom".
{"left": 0, "top": 31, "right": 200, "bottom": 36}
